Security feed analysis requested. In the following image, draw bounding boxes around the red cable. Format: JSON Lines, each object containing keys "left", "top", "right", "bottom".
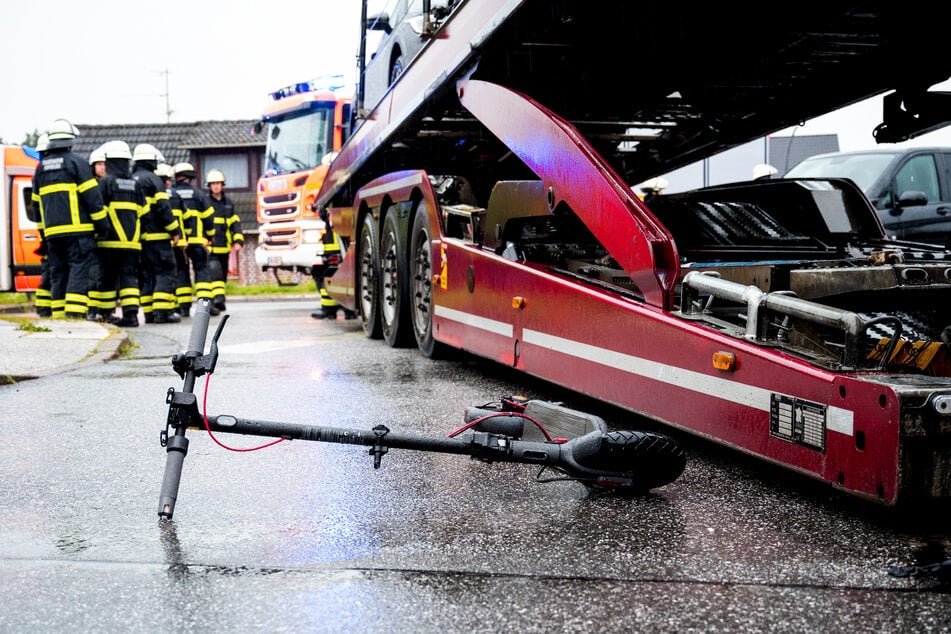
{"left": 202, "top": 374, "right": 286, "bottom": 451}
{"left": 446, "top": 411, "right": 555, "bottom": 442}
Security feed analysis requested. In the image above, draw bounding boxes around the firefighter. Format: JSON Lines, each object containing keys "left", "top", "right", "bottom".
{"left": 133, "top": 144, "right": 182, "bottom": 324}
{"left": 169, "top": 162, "right": 218, "bottom": 317}
{"left": 205, "top": 168, "right": 244, "bottom": 311}
{"left": 31, "top": 133, "right": 53, "bottom": 318}
{"left": 157, "top": 162, "right": 190, "bottom": 312}
{"left": 89, "top": 144, "right": 107, "bottom": 180}
{"left": 311, "top": 205, "right": 356, "bottom": 320}
{"left": 86, "top": 140, "right": 146, "bottom": 327}
{"left": 639, "top": 177, "right": 668, "bottom": 206}
{"left": 31, "top": 119, "right": 109, "bottom": 319}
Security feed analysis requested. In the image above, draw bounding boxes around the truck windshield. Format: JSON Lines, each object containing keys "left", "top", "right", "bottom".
{"left": 263, "top": 103, "right": 335, "bottom": 176}
{"left": 784, "top": 153, "right": 898, "bottom": 192}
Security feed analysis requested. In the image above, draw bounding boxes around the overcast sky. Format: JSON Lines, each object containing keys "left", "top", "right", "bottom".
{"left": 3, "top": 1, "right": 951, "bottom": 154}
{"left": 0, "top": 1, "right": 365, "bottom": 143}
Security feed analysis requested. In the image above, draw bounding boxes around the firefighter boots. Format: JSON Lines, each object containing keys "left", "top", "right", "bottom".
{"left": 153, "top": 310, "right": 182, "bottom": 324}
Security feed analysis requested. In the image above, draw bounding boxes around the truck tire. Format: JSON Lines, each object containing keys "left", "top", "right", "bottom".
{"left": 410, "top": 204, "right": 450, "bottom": 358}
{"left": 380, "top": 211, "right": 412, "bottom": 347}
{"left": 359, "top": 213, "right": 383, "bottom": 339}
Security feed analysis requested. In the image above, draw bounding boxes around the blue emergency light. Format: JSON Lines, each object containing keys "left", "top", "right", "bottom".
{"left": 268, "top": 74, "right": 347, "bottom": 101}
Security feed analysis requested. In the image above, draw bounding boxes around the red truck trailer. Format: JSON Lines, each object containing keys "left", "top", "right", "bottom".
{"left": 313, "top": 0, "right": 951, "bottom": 506}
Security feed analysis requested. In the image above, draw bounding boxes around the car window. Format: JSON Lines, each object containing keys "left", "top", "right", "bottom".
{"left": 895, "top": 155, "right": 939, "bottom": 202}
{"left": 784, "top": 153, "right": 896, "bottom": 191}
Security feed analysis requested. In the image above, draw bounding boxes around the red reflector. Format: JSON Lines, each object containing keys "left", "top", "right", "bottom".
{"left": 327, "top": 255, "right": 340, "bottom": 265}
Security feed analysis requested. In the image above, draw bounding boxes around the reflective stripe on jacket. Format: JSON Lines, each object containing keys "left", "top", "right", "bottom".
{"left": 209, "top": 193, "right": 244, "bottom": 254}
{"left": 31, "top": 149, "right": 107, "bottom": 238}
{"left": 97, "top": 167, "right": 146, "bottom": 250}
{"left": 170, "top": 181, "right": 215, "bottom": 246}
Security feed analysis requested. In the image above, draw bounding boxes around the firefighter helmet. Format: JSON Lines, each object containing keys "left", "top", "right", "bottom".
{"left": 752, "top": 163, "right": 778, "bottom": 180}
{"left": 206, "top": 169, "right": 225, "bottom": 185}
{"left": 46, "top": 119, "right": 79, "bottom": 149}
{"left": 35, "top": 134, "right": 49, "bottom": 153}
{"left": 101, "top": 140, "right": 132, "bottom": 160}
{"left": 640, "top": 177, "right": 668, "bottom": 194}
{"left": 132, "top": 143, "right": 165, "bottom": 163}
{"left": 89, "top": 144, "right": 107, "bottom": 165}
{"left": 173, "top": 162, "right": 196, "bottom": 178}
{"left": 155, "top": 163, "right": 174, "bottom": 179}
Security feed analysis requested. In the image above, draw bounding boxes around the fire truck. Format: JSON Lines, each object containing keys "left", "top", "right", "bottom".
{"left": 1, "top": 144, "right": 41, "bottom": 292}
{"left": 252, "top": 76, "right": 352, "bottom": 284}
{"left": 313, "top": 1, "right": 951, "bottom": 506}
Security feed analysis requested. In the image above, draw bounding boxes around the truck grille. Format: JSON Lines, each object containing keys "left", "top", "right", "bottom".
{"left": 261, "top": 227, "right": 299, "bottom": 249}
{"left": 260, "top": 205, "right": 299, "bottom": 220}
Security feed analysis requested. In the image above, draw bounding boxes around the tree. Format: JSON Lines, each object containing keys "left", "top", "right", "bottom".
{"left": 22, "top": 129, "right": 40, "bottom": 148}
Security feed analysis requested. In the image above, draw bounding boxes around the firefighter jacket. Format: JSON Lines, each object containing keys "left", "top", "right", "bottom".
{"left": 97, "top": 158, "right": 146, "bottom": 250}
{"left": 133, "top": 163, "right": 180, "bottom": 243}
{"left": 170, "top": 180, "right": 215, "bottom": 246}
{"left": 31, "top": 148, "right": 109, "bottom": 239}
{"left": 208, "top": 193, "right": 244, "bottom": 254}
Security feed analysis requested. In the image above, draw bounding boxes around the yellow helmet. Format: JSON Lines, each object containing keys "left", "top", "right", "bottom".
{"left": 206, "top": 169, "right": 226, "bottom": 185}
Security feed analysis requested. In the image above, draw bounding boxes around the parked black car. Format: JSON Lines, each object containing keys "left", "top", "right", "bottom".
{"left": 784, "top": 147, "right": 951, "bottom": 247}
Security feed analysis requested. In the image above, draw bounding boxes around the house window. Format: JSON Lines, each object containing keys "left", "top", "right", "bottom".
{"left": 202, "top": 154, "right": 249, "bottom": 189}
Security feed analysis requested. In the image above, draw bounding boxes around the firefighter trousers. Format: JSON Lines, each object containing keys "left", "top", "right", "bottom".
{"left": 141, "top": 240, "right": 178, "bottom": 318}
{"left": 89, "top": 247, "right": 141, "bottom": 319}
{"left": 46, "top": 234, "right": 97, "bottom": 319}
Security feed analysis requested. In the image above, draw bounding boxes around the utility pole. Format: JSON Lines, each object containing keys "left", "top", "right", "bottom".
{"left": 160, "top": 68, "right": 173, "bottom": 122}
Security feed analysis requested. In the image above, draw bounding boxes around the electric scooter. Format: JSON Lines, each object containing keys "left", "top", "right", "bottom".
{"left": 157, "top": 299, "right": 687, "bottom": 519}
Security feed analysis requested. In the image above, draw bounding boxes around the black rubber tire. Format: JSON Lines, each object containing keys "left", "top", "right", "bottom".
{"left": 578, "top": 430, "right": 686, "bottom": 493}
{"left": 358, "top": 213, "right": 382, "bottom": 339}
{"left": 380, "top": 211, "right": 412, "bottom": 347}
{"left": 409, "top": 203, "right": 451, "bottom": 358}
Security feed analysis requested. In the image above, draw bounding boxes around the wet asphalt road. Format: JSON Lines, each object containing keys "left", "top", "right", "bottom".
{"left": 1, "top": 299, "right": 950, "bottom": 633}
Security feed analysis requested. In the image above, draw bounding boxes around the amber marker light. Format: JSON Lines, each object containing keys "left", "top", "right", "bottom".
{"left": 512, "top": 296, "right": 526, "bottom": 309}
{"left": 713, "top": 351, "right": 736, "bottom": 372}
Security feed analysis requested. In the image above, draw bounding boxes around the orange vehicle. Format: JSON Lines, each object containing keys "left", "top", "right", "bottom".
{"left": 252, "top": 75, "right": 353, "bottom": 284}
{"left": 1, "top": 144, "right": 41, "bottom": 292}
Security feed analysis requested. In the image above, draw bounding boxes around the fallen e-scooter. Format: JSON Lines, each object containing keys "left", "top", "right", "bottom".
{"left": 157, "top": 299, "right": 687, "bottom": 519}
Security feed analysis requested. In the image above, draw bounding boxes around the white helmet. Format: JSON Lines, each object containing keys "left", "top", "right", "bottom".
{"left": 155, "top": 163, "right": 174, "bottom": 179}
{"left": 752, "top": 163, "right": 778, "bottom": 180}
{"left": 35, "top": 133, "right": 49, "bottom": 153}
{"left": 89, "top": 144, "right": 107, "bottom": 165}
{"left": 173, "top": 162, "right": 196, "bottom": 178}
{"left": 132, "top": 143, "right": 165, "bottom": 163}
{"left": 206, "top": 168, "right": 225, "bottom": 185}
{"left": 640, "top": 177, "right": 669, "bottom": 194}
{"left": 101, "top": 140, "right": 132, "bottom": 160}
{"left": 46, "top": 118, "right": 79, "bottom": 149}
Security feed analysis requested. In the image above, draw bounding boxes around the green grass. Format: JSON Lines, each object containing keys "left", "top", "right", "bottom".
{"left": 226, "top": 281, "right": 317, "bottom": 295}
{"left": 0, "top": 292, "right": 28, "bottom": 305}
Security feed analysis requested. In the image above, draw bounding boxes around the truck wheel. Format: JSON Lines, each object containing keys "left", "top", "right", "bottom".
{"left": 380, "top": 211, "right": 412, "bottom": 347}
{"left": 410, "top": 204, "right": 449, "bottom": 358}
{"left": 359, "top": 214, "right": 382, "bottom": 339}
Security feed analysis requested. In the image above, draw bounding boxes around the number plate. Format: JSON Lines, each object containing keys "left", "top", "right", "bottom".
{"left": 267, "top": 256, "right": 282, "bottom": 266}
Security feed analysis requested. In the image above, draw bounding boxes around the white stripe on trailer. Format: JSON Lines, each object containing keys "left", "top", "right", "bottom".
{"left": 435, "top": 305, "right": 513, "bottom": 337}
{"left": 522, "top": 328, "right": 854, "bottom": 437}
